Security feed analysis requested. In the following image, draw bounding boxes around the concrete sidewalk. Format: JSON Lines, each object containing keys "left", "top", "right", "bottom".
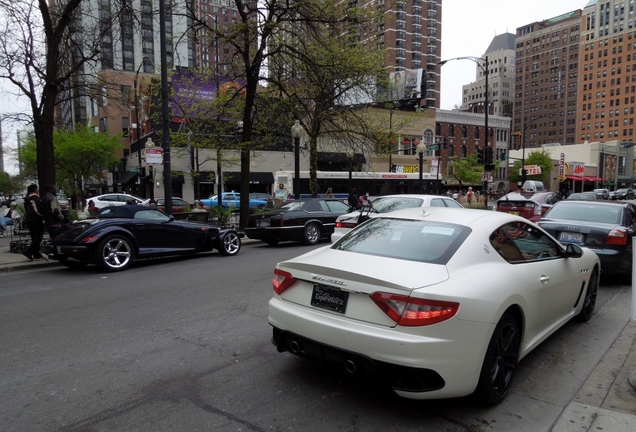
{"left": 0, "top": 233, "right": 634, "bottom": 431}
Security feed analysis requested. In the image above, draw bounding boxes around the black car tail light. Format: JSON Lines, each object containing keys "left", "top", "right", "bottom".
{"left": 606, "top": 228, "right": 628, "bottom": 245}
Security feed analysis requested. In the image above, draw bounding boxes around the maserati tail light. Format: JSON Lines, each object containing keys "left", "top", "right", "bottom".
{"left": 370, "top": 292, "right": 459, "bottom": 326}
{"left": 273, "top": 268, "right": 297, "bottom": 294}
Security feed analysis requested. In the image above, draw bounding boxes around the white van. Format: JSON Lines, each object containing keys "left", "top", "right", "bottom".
{"left": 521, "top": 180, "right": 545, "bottom": 194}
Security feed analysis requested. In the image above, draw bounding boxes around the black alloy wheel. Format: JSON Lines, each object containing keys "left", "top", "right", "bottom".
{"left": 474, "top": 313, "right": 520, "bottom": 405}
{"left": 577, "top": 269, "right": 598, "bottom": 322}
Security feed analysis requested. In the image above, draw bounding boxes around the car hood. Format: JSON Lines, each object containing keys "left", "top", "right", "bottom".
{"left": 280, "top": 247, "right": 450, "bottom": 293}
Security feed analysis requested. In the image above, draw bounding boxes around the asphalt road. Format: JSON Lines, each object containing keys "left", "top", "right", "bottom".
{"left": 0, "top": 241, "right": 630, "bottom": 432}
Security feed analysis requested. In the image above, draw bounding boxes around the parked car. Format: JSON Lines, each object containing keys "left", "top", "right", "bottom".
{"left": 201, "top": 192, "right": 268, "bottom": 209}
{"left": 246, "top": 198, "right": 352, "bottom": 245}
{"left": 45, "top": 205, "right": 241, "bottom": 272}
{"left": 593, "top": 188, "right": 610, "bottom": 199}
{"left": 84, "top": 193, "right": 144, "bottom": 213}
{"left": 143, "top": 197, "right": 191, "bottom": 213}
{"left": 538, "top": 200, "right": 636, "bottom": 281}
{"left": 520, "top": 180, "right": 546, "bottom": 195}
{"left": 609, "top": 188, "right": 635, "bottom": 200}
{"left": 566, "top": 192, "right": 598, "bottom": 201}
{"left": 57, "top": 192, "right": 69, "bottom": 208}
{"left": 331, "top": 194, "right": 463, "bottom": 242}
{"left": 495, "top": 191, "right": 561, "bottom": 222}
{"left": 269, "top": 207, "right": 599, "bottom": 403}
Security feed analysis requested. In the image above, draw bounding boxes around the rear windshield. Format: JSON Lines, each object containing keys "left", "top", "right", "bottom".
{"left": 332, "top": 218, "right": 469, "bottom": 264}
{"left": 545, "top": 203, "right": 621, "bottom": 224}
{"left": 371, "top": 197, "right": 424, "bottom": 213}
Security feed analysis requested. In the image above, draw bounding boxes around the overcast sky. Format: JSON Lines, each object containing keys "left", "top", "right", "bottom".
{"left": 440, "top": 0, "right": 589, "bottom": 110}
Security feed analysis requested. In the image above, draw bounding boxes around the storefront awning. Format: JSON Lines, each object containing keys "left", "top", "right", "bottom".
{"left": 224, "top": 172, "right": 275, "bottom": 185}
{"left": 565, "top": 175, "right": 603, "bottom": 182}
{"left": 115, "top": 171, "right": 138, "bottom": 185}
{"left": 196, "top": 171, "right": 216, "bottom": 184}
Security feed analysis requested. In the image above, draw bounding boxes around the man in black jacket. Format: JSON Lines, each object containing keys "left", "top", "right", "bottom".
{"left": 23, "top": 184, "right": 47, "bottom": 261}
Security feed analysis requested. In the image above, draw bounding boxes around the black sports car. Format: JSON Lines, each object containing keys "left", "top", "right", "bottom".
{"left": 45, "top": 205, "right": 241, "bottom": 271}
{"left": 245, "top": 198, "right": 352, "bottom": 245}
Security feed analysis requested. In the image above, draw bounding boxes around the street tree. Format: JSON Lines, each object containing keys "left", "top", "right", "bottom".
{"left": 18, "top": 125, "right": 123, "bottom": 202}
{"left": 448, "top": 154, "right": 483, "bottom": 190}
{"left": 0, "top": 0, "right": 131, "bottom": 187}
{"left": 186, "top": 0, "right": 388, "bottom": 227}
{"left": 508, "top": 149, "right": 554, "bottom": 185}
{"left": 266, "top": 2, "right": 388, "bottom": 197}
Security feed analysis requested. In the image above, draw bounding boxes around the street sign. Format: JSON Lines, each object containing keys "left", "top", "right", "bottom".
{"left": 481, "top": 172, "right": 492, "bottom": 182}
{"left": 428, "top": 144, "right": 439, "bottom": 151}
{"left": 145, "top": 147, "right": 164, "bottom": 166}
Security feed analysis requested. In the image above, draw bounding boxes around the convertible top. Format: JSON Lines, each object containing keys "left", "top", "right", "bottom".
{"left": 95, "top": 205, "right": 156, "bottom": 218}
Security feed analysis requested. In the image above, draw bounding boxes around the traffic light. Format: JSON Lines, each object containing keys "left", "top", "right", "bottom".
{"left": 499, "top": 150, "right": 507, "bottom": 161}
{"left": 485, "top": 147, "right": 494, "bottom": 165}
{"left": 477, "top": 148, "right": 484, "bottom": 164}
{"left": 443, "top": 138, "right": 448, "bottom": 149}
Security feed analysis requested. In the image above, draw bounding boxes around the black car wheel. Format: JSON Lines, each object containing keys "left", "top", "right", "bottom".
{"left": 474, "top": 313, "right": 520, "bottom": 405}
{"left": 302, "top": 223, "right": 321, "bottom": 245}
{"left": 94, "top": 235, "right": 134, "bottom": 272}
{"left": 577, "top": 269, "right": 598, "bottom": 322}
{"left": 218, "top": 231, "right": 241, "bottom": 256}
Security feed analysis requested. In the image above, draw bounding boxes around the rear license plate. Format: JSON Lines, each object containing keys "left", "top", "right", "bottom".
{"left": 311, "top": 284, "right": 348, "bottom": 314}
{"left": 559, "top": 232, "right": 583, "bottom": 243}
{"left": 510, "top": 211, "right": 519, "bottom": 216}
{"left": 256, "top": 219, "right": 270, "bottom": 227}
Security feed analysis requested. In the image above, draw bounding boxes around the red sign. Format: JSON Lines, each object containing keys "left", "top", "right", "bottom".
{"left": 145, "top": 147, "right": 163, "bottom": 166}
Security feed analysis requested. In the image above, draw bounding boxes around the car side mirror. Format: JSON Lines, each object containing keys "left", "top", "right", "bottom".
{"left": 564, "top": 243, "right": 583, "bottom": 258}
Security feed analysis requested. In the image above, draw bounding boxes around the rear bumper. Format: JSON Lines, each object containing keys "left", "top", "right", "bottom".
{"left": 245, "top": 226, "right": 302, "bottom": 242}
{"left": 268, "top": 297, "right": 493, "bottom": 399}
{"left": 591, "top": 247, "right": 631, "bottom": 275}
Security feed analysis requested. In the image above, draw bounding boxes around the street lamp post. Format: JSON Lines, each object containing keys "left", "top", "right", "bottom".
{"left": 416, "top": 143, "right": 426, "bottom": 193}
{"left": 291, "top": 120, "right": 303, "bottom": 199}
{"left": 159, "top": 0, "right": 172, "bottom": 215}
{"left": 439, "top": 55, "right": 489, "bottom": 207}
{"left": 133, "top": 61, "right": 146, "bottom": 198}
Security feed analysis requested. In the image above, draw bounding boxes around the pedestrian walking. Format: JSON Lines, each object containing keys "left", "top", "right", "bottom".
{"left": 41, "top": 185, "right": 65, "bottom": 239}
{"left": 23, "top": 184, "right": 47, "bottom": 261}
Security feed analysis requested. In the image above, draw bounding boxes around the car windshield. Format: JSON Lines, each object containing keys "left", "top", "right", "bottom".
{"left": 369, "top": 197, "right": 425, "bottom": 213}
{"left": 333, "top": 218, "right": 469, "bottom": 264}
{"left": 275, "top": 200, "right": 307, "bottom": 211}
{"left": 545, "top": 203, "right": 621, "bottom": 224}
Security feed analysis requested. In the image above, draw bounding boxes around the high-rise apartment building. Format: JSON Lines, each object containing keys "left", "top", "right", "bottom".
{"left": 514, "top": 10, "right": 582, "bottom": 148}
{"left": 461, "top": 33, "right": 516, "bottom": 117}
{"left": 578, "top": 0, "right": 636, "bottom": 144}
{"left": 372, "top": 0, "right": 441, "bottom": 108}
{"left": 56, "top": 0, "right": 193, "bottom": 130}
